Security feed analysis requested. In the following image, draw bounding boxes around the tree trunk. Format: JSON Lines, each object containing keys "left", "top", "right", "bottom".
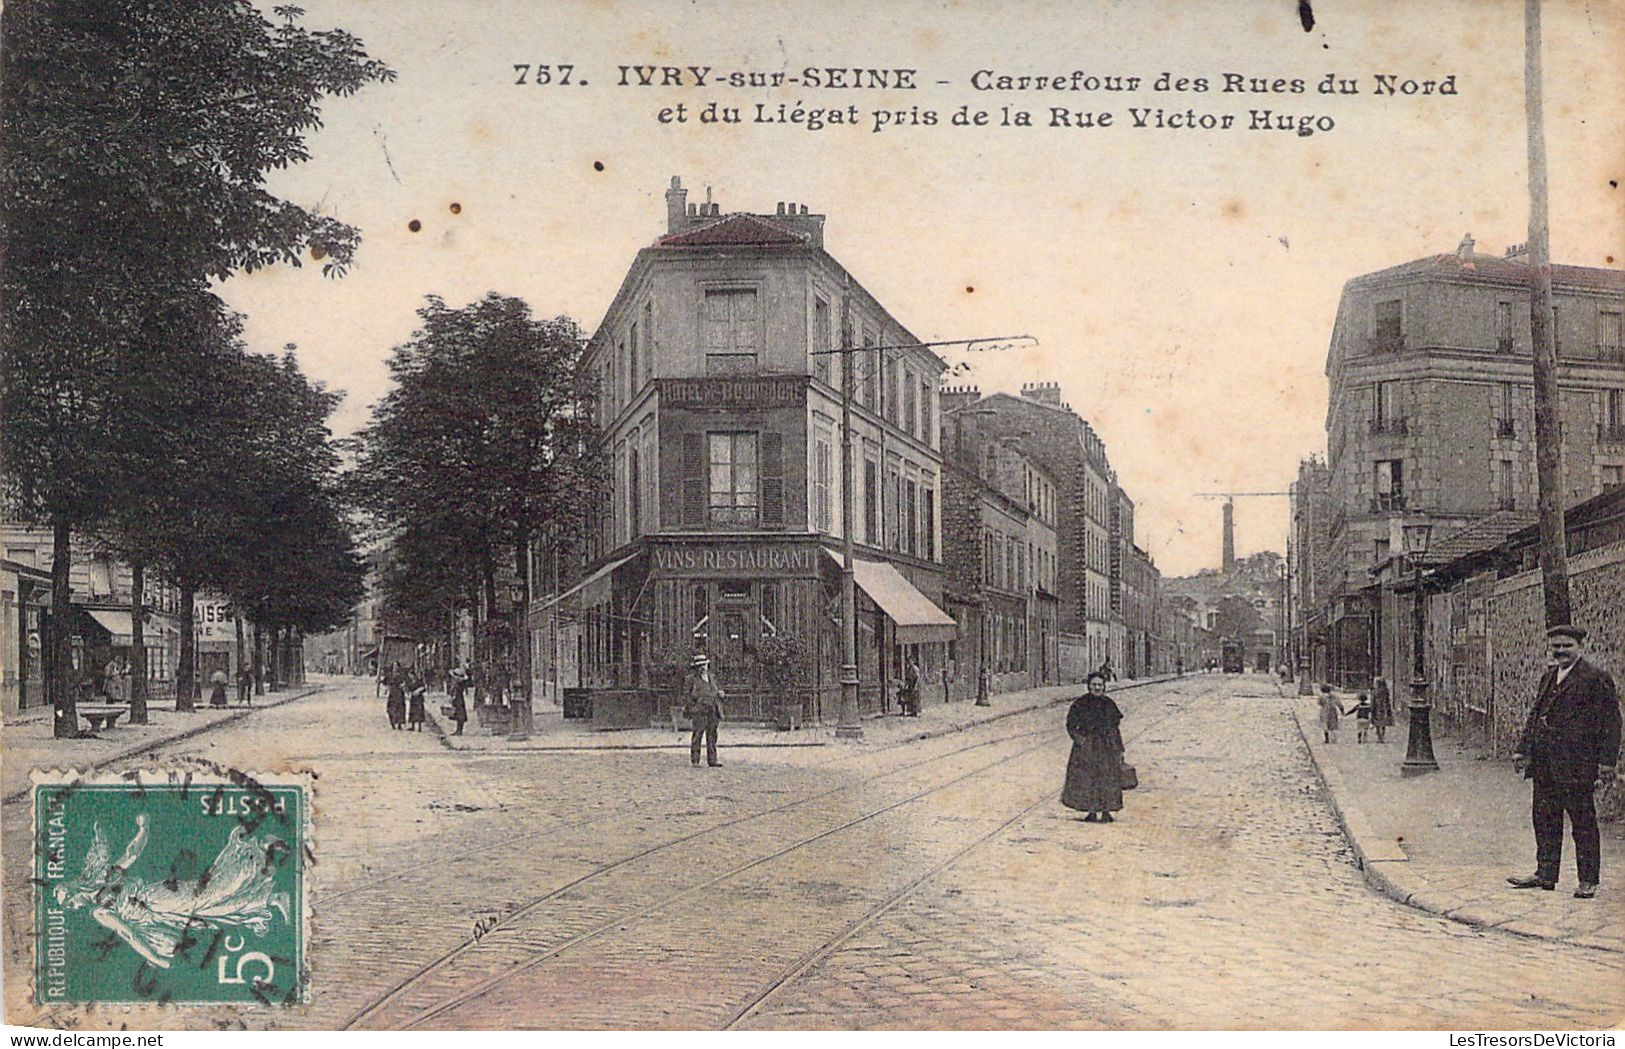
{"left": 176, "top": 579, "right": 197, "bottom": 711}
{"left": 513, "top": 535, "right": 534, "bottom": 736}
{"left": 234, "top": 611, "right": 246, "bottom": 696}
{"left": 252, "top": 621, "right": 265, "bottom": 695}
{"left": 128, "top": 561, "right": 149, "bottom": 725}
{"left": 49, "top": 517, "right": 79, "bottom": 738}
{"left": 267, "top": 625, "right": 281, "bottom": 691}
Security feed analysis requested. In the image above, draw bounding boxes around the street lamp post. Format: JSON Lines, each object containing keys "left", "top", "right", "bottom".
{"left": 1400, "top": 520, "right": 1439, "bottom": 776}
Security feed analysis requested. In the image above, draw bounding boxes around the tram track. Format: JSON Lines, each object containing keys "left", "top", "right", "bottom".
{"left": 342, "top": 697, "right": 1188, "bottom": 1030}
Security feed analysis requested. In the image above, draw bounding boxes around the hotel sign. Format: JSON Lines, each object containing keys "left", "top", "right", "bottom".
{"left": 652, "top": 543, "right": 819, "bottom": 577}
{"left": 664, "top": 377, "right": 803, "bottom": 409}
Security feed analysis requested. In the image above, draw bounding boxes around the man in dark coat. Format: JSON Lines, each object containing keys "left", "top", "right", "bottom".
{"left": 684, "top": 653, "right": 725, "bottom": 767}
{"left": 1508, "top": 625, "right": 1621, "bottom": 898}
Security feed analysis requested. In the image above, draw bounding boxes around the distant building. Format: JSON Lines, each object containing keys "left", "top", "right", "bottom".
{"left": 1291, "top": 455, "right": 1332, "bottom": 679}
{"left": 939, "top": 417, "right": 1060, "bottom": 699}
{"left": 1315, "top": 239, "right": 1625, "bottom": 688}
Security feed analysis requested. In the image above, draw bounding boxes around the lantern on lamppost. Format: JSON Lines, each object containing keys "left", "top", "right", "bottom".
{"left": 1400, "top": 519, "right": 1439, "bottom": 777}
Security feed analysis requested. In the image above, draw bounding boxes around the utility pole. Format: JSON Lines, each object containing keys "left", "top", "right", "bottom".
{"left": 1526, "top": 0, "right": 1571, "bottom": 627}
{"left": 836, "top": 291, "right": 862, "bottom": 739}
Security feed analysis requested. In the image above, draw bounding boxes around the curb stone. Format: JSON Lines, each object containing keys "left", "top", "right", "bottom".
{"left": 2, "top": 682, "right": 329, "bottom": 805}
{"left": 432, "top": 674, "right": 1181, "bottom": 754}
{"left": 1284, "top": 681, "right": 1623, "bottom": 954}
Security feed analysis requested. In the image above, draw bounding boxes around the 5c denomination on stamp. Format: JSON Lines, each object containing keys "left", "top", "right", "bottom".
{"left": 32, "top": 768, "right": 310, "bottom": 1006}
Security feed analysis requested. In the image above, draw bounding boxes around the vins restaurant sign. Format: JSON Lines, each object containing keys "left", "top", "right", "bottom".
{"left": 664, "top": 376, "right": 803, "bottom": 409}
{"left": 652, "top": 543, "right": 818, "bottom": 577}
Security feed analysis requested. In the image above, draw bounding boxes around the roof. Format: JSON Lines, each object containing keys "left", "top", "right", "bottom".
{"left": 1350, "top": 252, "right": 1625, "bottom": 293}
{"left": 1423, "top": 510, "right": 1538, "bottom": 567}
{"left": 655, "top": 213, "right": 810, "bottom": 248}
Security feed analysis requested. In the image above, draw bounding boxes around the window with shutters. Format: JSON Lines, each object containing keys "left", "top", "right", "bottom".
{"left": 904, "top": 479, "right": 917, "bottom": 555}
{"left": 1601, "top": 311, "right": 1624, "bottom": 361}
{"left": 704, "top": 288, "right": 759, "bottom": 374}
{"left": 1497, "top": 300, "right": 1514, "bottom": 353}
{"left": 642, "top": 301, "right": 655, "bottom": 381}
{"left": 920, "top": 379, "right": 933, "bottom": 445}
{"left": 864, "top": 459, "right": 878, "bottom": 544}
{"left": 628, "top": 322, "right": 640, "bottom": 397}
{"left": 904, "top": 371, "right": 917, "bottom": 437}
{"left": 885, "top": 357, "right": 899, "bottom": 425}
{"left": 760, "top": 432, "right": 785, "bottom": 527}
{"left": 628, "top": 445, "right": 640, "bottom": 540}
{"left": 813, "top": 438, "right": 832, "bottom": 532}
{"left": 863, "top": 330, "right": 879, "bottom": 408}
{"left": 681, "top": 433, "right": 705, "bottom": 528}
{"left": 708, "top": 432, "right": 759, "bottom": 524}
{"left": 642, "top": 428, "right": 659, "bottom": 534}
{"left": 922, "top": 487, "right": 935, "bottom": 561}
{"left": 813, "top": 298, "right": 832, "bottom": 384}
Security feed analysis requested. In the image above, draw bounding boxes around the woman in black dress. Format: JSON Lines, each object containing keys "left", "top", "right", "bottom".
{"left": 406, "top": 667, "right": 427, "bottom": 731}
{"left": 385, "top": 662, "right": 406, "bottom": 730}
{"left": 1061, "top": 671, "right": 1125, "bottom": 822}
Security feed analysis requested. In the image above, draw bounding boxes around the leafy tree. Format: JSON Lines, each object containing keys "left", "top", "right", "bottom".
{"left": 1212, "top": 595, "right": 1263, "bottom": 640}
{"left": 355, "top": 294, "right": 600, "bottom": 732}
{"left": 1, "top": 0, "right": 391, "bottom": 735}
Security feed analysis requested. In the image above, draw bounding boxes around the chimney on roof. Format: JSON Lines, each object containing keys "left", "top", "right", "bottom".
{"left": 1456, "top": 233, "right": 1475, "bottom": 258}
{"left": 1504, "top": 242, "right": 1531, "bottom": 263}
{"left": 1222, "top": 501, "right": 1236, "bottom": 574}
{"left": 940, "top": 385, "right": 982, "bottom": 414}
{"left": 666, "top": 176, "right": 688, "bottom": 234}
{"left": 1021, "top": 381, "right": 1063, "bottom": 407}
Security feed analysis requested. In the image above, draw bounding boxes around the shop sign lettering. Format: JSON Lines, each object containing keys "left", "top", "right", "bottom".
{"left": 653, "top": 545, "right": 816, "bottom": 576}
{"left": 665, "top": 377, "right": 802, "bottom": 408}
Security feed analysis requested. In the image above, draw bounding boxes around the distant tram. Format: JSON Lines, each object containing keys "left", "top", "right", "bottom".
{"left": 1220, "top": 638, "right": 1246, "bottom": 674}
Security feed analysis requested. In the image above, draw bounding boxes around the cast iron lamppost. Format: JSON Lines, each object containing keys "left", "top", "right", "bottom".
{"left": 1400, "top": 519, "right": 1439, "bottom": 776}
{"left": 818, "top": 302, "right": 1032, "bottom": 739}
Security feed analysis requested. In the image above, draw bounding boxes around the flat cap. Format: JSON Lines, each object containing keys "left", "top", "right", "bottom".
{"left": 1546, "top": 624, "right": 1588, "bottom": 641}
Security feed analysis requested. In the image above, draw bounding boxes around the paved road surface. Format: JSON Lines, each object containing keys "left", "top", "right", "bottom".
{"left": 5, "top": 674, "right": 1619, "bottom": 1030}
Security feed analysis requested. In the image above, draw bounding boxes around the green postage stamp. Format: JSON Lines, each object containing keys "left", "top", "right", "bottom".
{"left": 32, "top": 769, "right": 309, "bottom": 1006}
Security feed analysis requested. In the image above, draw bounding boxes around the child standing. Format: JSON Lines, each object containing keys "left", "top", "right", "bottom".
{"left": 1318, "top": 684, "right": 1342, "bottom": 743}
{"left": 1349, "top": 692, "right": 1374, "bottom": 743}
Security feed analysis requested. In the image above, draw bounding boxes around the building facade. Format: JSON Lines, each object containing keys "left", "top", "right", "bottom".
{"left": 1314, "top": 239, "right": 1625, "bottom": 688}
{"left": 541, "top": 178, "right": 955, "bottom": 722}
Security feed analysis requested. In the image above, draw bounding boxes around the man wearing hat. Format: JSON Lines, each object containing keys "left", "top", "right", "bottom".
{"left": 1508, "top": 625, "right": 1621, "bottom": 898}
{"left": 684, "top": 653, "right": 725, "bottom": 767}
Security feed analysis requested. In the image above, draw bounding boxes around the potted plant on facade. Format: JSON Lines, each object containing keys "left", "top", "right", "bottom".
{"left": 755, "top": 633, "right": 810, "bottom": 730}
{"left": 650, "top": 653, "right": 696, "bottom": 731}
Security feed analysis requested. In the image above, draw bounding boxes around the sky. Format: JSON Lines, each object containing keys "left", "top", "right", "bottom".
{"left": 219, "top": 0, "right": 1625, "bottom": 578}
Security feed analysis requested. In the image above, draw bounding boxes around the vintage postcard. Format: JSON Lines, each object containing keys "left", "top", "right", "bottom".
{"left": 2, "top": 0, "right": 1622, "bottom": 1035}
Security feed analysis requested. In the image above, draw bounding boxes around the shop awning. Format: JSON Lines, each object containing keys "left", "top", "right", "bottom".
{"left": 824, "top": 550, "right": 958, "bottom": 644}
{"left": 86, "top": 609, "right": 134, "bottom": 641}
{"left": 535, "top": 552, "right": 637, "bottom": 611}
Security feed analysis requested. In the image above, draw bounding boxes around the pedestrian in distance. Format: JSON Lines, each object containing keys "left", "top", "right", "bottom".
{"left": 1318, "top": 683, "right": 1341, "bottom": 744}
{"left": 406, "top": 666, "right": 427, "bottom": 731}
{"left": 1348, "top": 692, "right": 1373, "bottom": 743}
{"left": 385, "top": 662, "right": 406, "bottom": 730}
{"left": 1508, "top": 625, "right": 1621, "bottom": 899}
{"left": 208, "top": 668, "right": 229, "bottom": 708}
{"left": 902, "top": 657, "right": 922, "bottom": 717}
{"left": 684, "top": 653, "right": 725, "bottom": 767}
{"left": 1061, "top": 671, "right": 1127, "bottom": 823}
{"left": 448, "top": 666, "right": 469, "bottom": 736}
{"left": 1371, "top": 677, "right": 1394, "bottom": 743}
{"left": 237, "top": 665, "right": 253, "bottom": 706}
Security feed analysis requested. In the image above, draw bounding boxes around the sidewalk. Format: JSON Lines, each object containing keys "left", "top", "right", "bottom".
{"left": 438, "top": 675, "right": 1178, "bottom": 754}
{"left": 2, "top": 681, "right": 329, "bottom": 804}
{"left": 1293, "top": 688, "right": 1625, "bottom": 953}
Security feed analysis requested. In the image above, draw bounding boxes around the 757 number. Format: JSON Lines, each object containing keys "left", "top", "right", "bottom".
{"left": 513, "top": 64, "right": 577, "bottom": 86}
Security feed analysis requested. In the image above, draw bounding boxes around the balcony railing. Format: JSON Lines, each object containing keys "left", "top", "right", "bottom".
{"left": 1495, "top": 417, "right": 1516, "bottom": 438}
{"left": 1370, "top": 493, "right": 1407, "bottom": 512}
{"left": 1368, "top": 417, "right": 1408, "bottom": 436}
{"left": 1598, "top": 423, "right": 1625, "bottom": 445}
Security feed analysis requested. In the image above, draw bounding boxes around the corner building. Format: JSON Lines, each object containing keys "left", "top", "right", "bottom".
{"left": 564, "top": 178, "right": 953, "bottom": 721}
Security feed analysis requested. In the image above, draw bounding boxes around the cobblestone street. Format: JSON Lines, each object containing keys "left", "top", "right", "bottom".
{"left": 6, "top": 674, "right": 1621, "bottom": 1030}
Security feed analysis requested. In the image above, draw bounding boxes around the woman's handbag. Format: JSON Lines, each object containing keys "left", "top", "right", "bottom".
{"left": 1119, "top": 759, "right": 1139, "bottom": 791}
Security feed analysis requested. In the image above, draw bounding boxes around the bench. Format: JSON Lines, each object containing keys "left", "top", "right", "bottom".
{"left": 77, "top": 704, "right": 128, "bottom": 732}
